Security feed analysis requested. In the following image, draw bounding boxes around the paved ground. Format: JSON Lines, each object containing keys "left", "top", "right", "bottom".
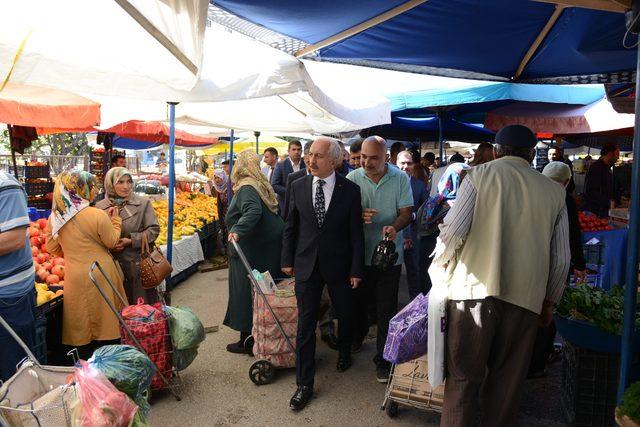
{"left": 148, "top": 267, "right": 567, "bottom": 426}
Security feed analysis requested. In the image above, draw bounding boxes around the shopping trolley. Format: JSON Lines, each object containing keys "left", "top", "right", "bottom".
{"left": 0, "top": 314, "right": 77, "bottom": 426}
{"left": 381, "top": 356, "right": 445, "bottom": 418}
{"left": 230, "top": 240, "right": 297, "bottom": 386}
{"left": 89, "top": 261, "right": 181, "bottom": 401}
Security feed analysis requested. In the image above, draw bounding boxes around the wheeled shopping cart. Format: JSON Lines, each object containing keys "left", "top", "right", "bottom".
{"left": 381, "top": 357, "right": 445, "bottom": 418}
{"left": 89, "top": 261, "right": 181, "bottom": 401}
{"left": 0, "top": 314, "right": 77, "bottom": 426}
{"left": 230, "top": 240, "right": 297, "bottom": 385}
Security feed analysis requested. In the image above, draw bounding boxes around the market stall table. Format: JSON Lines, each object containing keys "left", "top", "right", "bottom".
{"left": 582, "top": 228, "right": 628, "bottom": 291}
{"left": 160, "top": 232, "right": 205, "bottom": 290}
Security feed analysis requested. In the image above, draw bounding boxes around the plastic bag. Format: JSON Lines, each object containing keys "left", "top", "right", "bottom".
{"left": 383, "top": 293, "right": 429, "bottom": 364}
{"left": 73, "top": 361, "right": 138, "bottom": 427}
{"left": 164, "top": 306, "right": 205, "bottom": 350}
{"left": 89, "top": 345, "right": 155, "bottom": 418}
{"left": 427, "top": 265, "right": 449, "bottom": 388}
{"left": 174, "top": 346, "right": 199, "bottom": 371}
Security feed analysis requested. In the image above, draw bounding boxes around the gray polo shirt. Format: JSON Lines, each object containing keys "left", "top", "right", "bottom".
{"left": 347, "top": 165, "right": 413, "bottom": 266}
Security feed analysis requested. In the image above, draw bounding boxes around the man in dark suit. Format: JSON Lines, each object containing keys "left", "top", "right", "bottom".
{"left": 282, "top": 137, "right": 365, "bottom": 411}
{"left": 272, "top": 140, "right": 305, "bottom": 216}
{"left": 285, "top": 143, "right": 340, "bottom": 351}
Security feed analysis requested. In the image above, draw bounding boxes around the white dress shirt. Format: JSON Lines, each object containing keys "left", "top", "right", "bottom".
{"left": 289, "top": 158, "right": 302, "bottom": 173}
{"left": 312, "top": 171, "right": 336, "bottom": 210}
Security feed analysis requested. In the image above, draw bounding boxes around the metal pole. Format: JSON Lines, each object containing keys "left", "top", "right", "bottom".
{"left": 10, "top": 147, "right": 19, "bottom": 180}
{"left": 438, "top": 111, "right": 444, "bottom": 166}
{"left": 255, "top": 131, "right": 260, "bottom": 155}
{"left": 166, "top": 102, "right": 178, "bottom": 291}
{"left": 227, "top": 129, "right": 235, "bottom": 203}
{"left": 618, "top": 28, "right": 640, "bottom": 402}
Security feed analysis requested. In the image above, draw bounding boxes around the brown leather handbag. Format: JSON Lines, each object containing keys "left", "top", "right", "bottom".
{"left": 140, "top": 232, "right": 173, "bottom": 289}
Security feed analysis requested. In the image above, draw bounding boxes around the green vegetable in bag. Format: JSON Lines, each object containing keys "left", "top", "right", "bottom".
{"left": 174, "top": 346, "right": 199, "bottom": 371}
{"left": 164, "top": 306, "right": 205, "bottom": 350}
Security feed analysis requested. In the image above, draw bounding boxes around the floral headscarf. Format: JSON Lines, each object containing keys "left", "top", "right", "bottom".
{"left": 51, "top": 170, "right": 98, "bottom": 237}
{"left": 212, "top": 168, "right": 228, "bottom": 193}
{"left": 104, "top": 167, "right": 133, "bottom": 205}
{"left": 231, "top": 150, "right": 279, "bottom": 214}
{"left": 418, "top": 162, "right": 470, "bottom": 236}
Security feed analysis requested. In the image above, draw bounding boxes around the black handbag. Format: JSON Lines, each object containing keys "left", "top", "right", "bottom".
{"left": 371, "top": 236, "right": 399, "bottom": 271}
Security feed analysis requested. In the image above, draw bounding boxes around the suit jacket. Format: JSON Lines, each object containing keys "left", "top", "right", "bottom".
{"left": 272, "top": 159, "right": 306, "bottom": 215}
{"left": 283, "top": 168, "right": 309, "bottom": 221}
{"left": 404, "top": 176, "right": 429, "bottom": 240}
{"left": 282, "top": 174, "right": 364, "bottom": 284}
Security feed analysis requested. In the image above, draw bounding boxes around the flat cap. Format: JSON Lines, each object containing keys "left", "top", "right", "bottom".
{"left": 495, "top": 124, "right": 537, "bottom": 149}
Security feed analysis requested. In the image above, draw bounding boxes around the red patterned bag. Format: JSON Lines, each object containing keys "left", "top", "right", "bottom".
{"left": 121, "top": 299, "right": 173, "bottom": 389}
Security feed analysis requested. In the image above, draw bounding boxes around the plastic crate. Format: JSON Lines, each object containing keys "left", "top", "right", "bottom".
{"left": 24, "top": 164, "right": 50, "bottom": 179}
{"left": 27, "top": 198, "right": 51, "bottom": 210}
{"left": 23, "top": 181, "right": 54, "bottom": 196}
{"left": 33, "top": 317, "right": 48, "bottom": 364}
{"left": 569, "top": 274, "right": 602, "bottom": 288}
{"left": 583, "top": 243, "right": 604, "bottom": 267}
{"left": 560, "top": 342, "right": 619, "bottom": 427}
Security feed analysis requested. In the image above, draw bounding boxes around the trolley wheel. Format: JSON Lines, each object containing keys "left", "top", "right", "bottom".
{"left": 385, "top": 401, "right": 399, "bottom": 418}
{"left": 249, "top": 360, "right": 275, "bottom": 385}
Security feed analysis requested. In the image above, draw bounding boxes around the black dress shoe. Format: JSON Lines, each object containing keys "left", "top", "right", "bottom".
{"left": 289, "top": 386, "right": 313, "bottom": 411}
{"left": 321, "top": 332, "right": 339, "bottom": 351}
{"left": 336, "top": 352, "right": 352, "bottom": 372}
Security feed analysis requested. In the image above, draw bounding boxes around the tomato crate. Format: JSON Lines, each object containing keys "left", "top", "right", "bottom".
{"left": 24, "top": 164, "right": 50, "bottom": 179}
{"left": 23, "top": 181, "right": 54, "bottom": 196}
{"left": 27, "top": 198, "right": 51, "bottom": 210}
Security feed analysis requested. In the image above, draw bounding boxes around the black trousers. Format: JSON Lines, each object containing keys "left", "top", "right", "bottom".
{"left": 353, "top": 265, "right": 401, "bottom": 366}
{"left": 295, "top": 262, "right": 354, "bottom": 387}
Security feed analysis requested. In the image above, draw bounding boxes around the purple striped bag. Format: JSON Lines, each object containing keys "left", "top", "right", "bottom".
{"left": 383, "top": 293, "right": 429, "bottom": 364}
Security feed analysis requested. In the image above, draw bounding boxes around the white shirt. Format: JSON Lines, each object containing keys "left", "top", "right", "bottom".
{"left": 289, "top": 158, "right": 302, "bottom": 172}
{"left": 261, "top": 165, "right": 275, "bottom": 182}
{"left": 312, "top": 171, "right": 336, "bottom": 211}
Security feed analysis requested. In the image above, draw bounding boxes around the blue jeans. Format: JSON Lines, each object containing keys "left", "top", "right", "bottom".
{"left": 404, "top": 242, "right": 424, "bottom": 300}
{"left": 0, "top": 290, "right": 36, "bottom": 381}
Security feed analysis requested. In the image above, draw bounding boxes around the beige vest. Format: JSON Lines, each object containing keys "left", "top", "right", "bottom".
{"left": 445, "top": 156, "right": 565, "bottom": 314}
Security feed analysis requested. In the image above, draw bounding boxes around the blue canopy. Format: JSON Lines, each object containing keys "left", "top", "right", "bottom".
{"left": 111, "top": 136, "right": 213, "bottom": 150}
{"left": 213, "top": 0, "right": 636, "bottom": 83}
{"left": 363, "top": 116, "right": 494, "bottom": 143}
{"left": 388, "top": 82, "right": 605, "bottom": 112}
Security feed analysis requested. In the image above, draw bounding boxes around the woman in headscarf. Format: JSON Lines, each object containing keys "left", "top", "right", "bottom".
{"left": 45, "top": 171, "right": 125, "bottom": 359}
{"left": 96, "top": 167, "right": 160, "bottom": 304}
{"left": 224, "top": 150, "right": 284, "bottom": 354}
{"left": 416, "top": 163, "right": 471, "bottom": 294}
{"left": 212, "top": 168, "right": 229, "bottom": 256}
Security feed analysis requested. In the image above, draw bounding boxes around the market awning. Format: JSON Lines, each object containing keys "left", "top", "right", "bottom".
{"left": 212, "top": 1, "right": 636, "bottom": 83}
{"left": 0, "top": 0, "right": 208, "bottom": 94}
{"left": 0, "top": 82, "right": 100, "bottom": 129}
{"left": 484, "top": 98, "right": 635, "bottom": 134}
{"left": 103, "top": 121, "right": 218, "bottom": 147}
{"left": 363, "top": 116, "right": 494, "bottom": 143}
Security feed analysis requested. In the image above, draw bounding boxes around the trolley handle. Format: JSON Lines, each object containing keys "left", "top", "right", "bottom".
{"left": 89, "top": 261, "right": 128, "bottom": 307}
{"left": 0, "top": 314, "right": 41, "bottom": 368}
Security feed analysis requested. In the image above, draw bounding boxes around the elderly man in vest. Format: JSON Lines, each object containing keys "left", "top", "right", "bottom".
{"left": 432, "top": 125, "right": 570, "bottom": 426}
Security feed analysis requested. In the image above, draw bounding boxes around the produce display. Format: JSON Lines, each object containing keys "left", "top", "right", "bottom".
{"left": 152, "top": 192, "right": 218, "bottom": 246}
{"left": 619, "top": 382, "right": 640, "bottom": 426}
{"left": 555, "top": 284, "right": 640, "bottom": 334}
{"left": 28, "top": 219, "right": 65, "bottom": 305}
{"left": 578, "top": 211, "right": 614, "bottom": 232}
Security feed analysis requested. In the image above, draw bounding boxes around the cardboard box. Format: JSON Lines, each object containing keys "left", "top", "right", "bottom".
{"left": 389, "top": 355, "right": 445, "bottom": 407}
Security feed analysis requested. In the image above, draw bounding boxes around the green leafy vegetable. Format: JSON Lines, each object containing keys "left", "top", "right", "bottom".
{"left": 555, "top": 284, "right": 640, "bottom": 335}
{"left": 620, "top": 382, "right": 640, "bottom": 424}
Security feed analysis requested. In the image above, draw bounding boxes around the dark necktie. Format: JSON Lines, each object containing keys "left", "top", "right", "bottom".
{"left": 314, "top": 179, "right": 326, "bottom": 227}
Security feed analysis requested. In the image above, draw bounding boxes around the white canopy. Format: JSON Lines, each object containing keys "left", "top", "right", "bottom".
{"left": 0, "top": 0, "right": 208, "bottom": 93}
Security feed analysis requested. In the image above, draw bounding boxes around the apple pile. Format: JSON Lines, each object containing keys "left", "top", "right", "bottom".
{"left": 578, "top": 211, "right": 614, "bottom": 232}
{"left": 29, "top": 219, "right": 65, "bottom": 287}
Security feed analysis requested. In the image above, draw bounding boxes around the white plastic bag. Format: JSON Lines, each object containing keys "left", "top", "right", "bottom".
{"left": 427, "top": 264, "right": 448, "bottom": 388}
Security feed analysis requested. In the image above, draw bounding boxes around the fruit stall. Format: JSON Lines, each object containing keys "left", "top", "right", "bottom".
{"left": 578, "top": 211, "right": 629, "bottom": 291}
{"left": 27, "top": 218, "right": 66, "bottom": 365}
{"left": 151, "top": 192, "right": 219, "bottom": 289}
